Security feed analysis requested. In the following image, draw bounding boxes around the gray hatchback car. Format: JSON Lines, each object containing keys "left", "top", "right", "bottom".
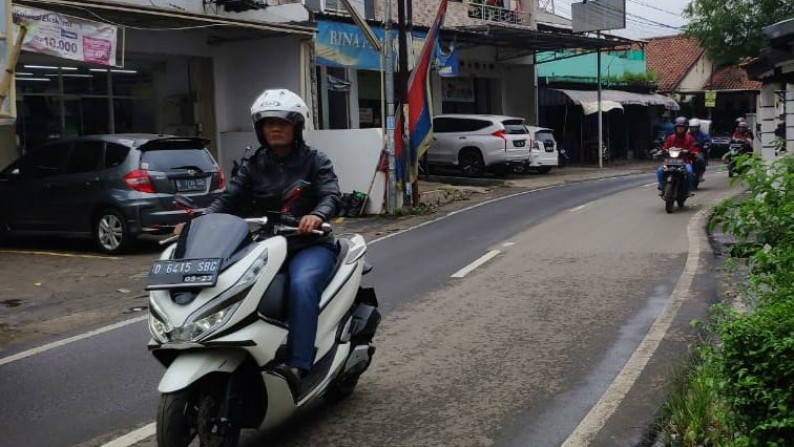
{"left": 0, "top": 134, "right": 225, "bottom": 254}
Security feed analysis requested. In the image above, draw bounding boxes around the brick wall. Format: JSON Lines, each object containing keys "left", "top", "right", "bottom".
{"left": 374, "top": 0, "right": 536, "bottom": 29}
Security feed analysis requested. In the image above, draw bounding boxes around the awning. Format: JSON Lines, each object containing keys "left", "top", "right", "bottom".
{"left": 448, "top": 25, "right": 637, "bottom": 52}
{"left": 581, "top": 101, "right": 623, "bottom": 115}
{"left": 541, "top": 88, "right": 680, "bottom": 111}
{"left": 14, "top": 0, "right": 315, "bottom": 38}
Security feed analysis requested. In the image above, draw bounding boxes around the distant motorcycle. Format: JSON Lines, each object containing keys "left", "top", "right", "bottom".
{"left": 724, "top": 140, "right": 752, "bottom": 178}
{"left": 658, "top": 147, "right": 690, "bottom": 214}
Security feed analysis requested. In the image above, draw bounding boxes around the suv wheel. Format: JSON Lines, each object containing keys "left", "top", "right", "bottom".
{"left": 459, "top": 149, "right": 485, "bottom": 177}
{"left": 94, "top": 209, "right": 131, "bottom": 254}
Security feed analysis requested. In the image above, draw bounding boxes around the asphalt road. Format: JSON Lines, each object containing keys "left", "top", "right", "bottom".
{"left": 0, "top": 171, "right": 738, "bottom": 447}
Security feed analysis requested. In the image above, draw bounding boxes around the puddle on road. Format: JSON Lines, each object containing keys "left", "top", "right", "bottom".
{"left": 1, "top": 299, "right": 23, "bottom": 308}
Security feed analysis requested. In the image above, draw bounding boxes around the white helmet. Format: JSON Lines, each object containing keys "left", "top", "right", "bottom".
{"left": 689, "top": 118, "right": 701, "bottom": 128}
{"left": 250, "top": 89, "right": 311, "bottom": 146}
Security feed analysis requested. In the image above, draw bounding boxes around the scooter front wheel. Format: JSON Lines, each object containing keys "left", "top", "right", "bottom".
{"left": 157, "top": 385, "right": 240, "bottom": 447}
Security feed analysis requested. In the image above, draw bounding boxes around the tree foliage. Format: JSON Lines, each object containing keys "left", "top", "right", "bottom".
{"left": 684, "top": 0, "right": 794, "bottom": 65}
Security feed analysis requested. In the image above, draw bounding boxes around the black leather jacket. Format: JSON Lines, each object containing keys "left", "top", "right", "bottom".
{"left": 207, "top": 143, "right": 340, "bottom": 252}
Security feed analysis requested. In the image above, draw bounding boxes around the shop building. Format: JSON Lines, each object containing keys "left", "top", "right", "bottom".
{"left": 4, "top": 0, "right": 315, "bottom": 174}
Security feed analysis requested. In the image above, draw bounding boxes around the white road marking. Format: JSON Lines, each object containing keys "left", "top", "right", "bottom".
{"left": 0, "top": 249, "right": 121, "bottom": 260}
{"left": 502, "top": 242, "right": 515, "bottom": 247}
{"left": 451, "top": 250, "right": 501, "bottom": 278}
{"left": 100, "top": 423, "right": 156, "bottom": 447}
{"left": 569, "top": 204, "right": 589, "bottom": 212}
{"left": 641, "top": 183, "right": 657, "bottom": 188}
{"left": 560, "top": 209, "right": 708, "bottom": 447}
{"left": 0, "top": 316, "right": 148, "bottom": 367}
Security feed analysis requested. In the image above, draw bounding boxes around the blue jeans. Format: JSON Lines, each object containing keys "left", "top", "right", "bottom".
{"left": 657, "top": 164, "right": 694, "bottom": 192}
{"left": 287, "top": 244, "right": 337, "bottom": 372}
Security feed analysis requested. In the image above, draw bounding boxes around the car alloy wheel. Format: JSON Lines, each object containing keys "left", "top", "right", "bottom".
{"left": 95, "top": 209, "right": 130, "bottom": 253}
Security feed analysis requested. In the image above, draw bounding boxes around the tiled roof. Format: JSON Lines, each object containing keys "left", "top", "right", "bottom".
{"left": 704, "top": 65, "right": 762, "bottom": 91}
{"left": 646, "top": 35, "right": 705, "bottom": 92}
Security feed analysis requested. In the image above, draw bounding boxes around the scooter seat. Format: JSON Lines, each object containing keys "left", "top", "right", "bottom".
{"left": 257, "top": 239, "right": 354, "bottom": 324}
{"left": 257, "top": 272, "right": 289, "bottom": 323}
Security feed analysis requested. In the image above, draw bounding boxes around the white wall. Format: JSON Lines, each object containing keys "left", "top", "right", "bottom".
{"left": 211, "top": 35, "right": 306, "bottom": 165}
{"left": 679, "top": 54, "right": 713, "bottom": 92}
{"left": 218, "top": 128, "right": 386, "bottom": 215}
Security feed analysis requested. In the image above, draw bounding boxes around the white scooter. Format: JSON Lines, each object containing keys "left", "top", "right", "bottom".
{"left": 146, "top": 194, "right": 380, "bottom": 447}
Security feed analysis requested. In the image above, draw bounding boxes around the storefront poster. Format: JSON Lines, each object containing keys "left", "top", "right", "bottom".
{"left": 12, "top": 5, "right": 118, "bottom": 66}
{"left": 442, "top": 78, "right": 474, "bottom": 103}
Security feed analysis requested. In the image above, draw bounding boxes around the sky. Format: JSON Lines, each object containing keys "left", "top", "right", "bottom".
{"left": 549, "top": 0, "right": 692, "bottom": 40}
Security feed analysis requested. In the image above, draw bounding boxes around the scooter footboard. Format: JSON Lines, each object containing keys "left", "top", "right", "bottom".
{"left": 158, "top": 349, "right": 247, "bottom": 394}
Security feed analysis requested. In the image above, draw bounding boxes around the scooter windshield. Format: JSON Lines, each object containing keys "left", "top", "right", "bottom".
{"left": 175, "top": 213, "right": 252, "bottom": 261}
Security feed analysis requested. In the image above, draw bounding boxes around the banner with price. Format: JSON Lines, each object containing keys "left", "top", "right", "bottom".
{"left": 12, "top": 5, "right": 118, "bottom": 66}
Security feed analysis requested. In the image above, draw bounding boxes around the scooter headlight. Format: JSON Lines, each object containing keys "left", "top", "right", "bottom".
{"left": 149, "top": 313, "right": 172, "bottom": 343}
{"left": 668, "top": 149, "right": 682, "bottom": 158}
{"left": 169, "top": 302, "right": 241, "bottom": 342}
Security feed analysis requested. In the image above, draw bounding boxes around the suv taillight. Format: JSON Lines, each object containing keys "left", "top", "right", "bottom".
{"left": 492, "top": 129, "right": 507, "bottom": 151}
{"left": 217, "top": 167, "right": 226, "bottom": 189}
{"left": 123, "top": 169, "right": 155, "bottom": 193}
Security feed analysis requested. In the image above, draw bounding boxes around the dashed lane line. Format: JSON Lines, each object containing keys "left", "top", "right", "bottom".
{"left": 450, "top": 250, "right": 501, "bottom": 278}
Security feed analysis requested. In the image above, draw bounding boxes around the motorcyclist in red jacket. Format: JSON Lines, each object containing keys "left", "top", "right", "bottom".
{"left": 656, "top": 117, "right": 697, "bottom": 193}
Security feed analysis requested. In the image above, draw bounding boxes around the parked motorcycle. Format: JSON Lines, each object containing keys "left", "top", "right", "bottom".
{"left": 147, "top": 191, "right": 380, "bottom": 447}
{"left": 724, "top": 140, "right": 752, "bottom": 178}
{"left": 659, "top": 147, "right": 690, "bottom": 214}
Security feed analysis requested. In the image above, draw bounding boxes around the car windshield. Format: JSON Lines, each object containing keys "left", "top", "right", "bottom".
{"left": 141, "top": 149, "right": 215, "bottom": 172}
{"left": 502, "top": 119, "right": 528, "bottom": 135}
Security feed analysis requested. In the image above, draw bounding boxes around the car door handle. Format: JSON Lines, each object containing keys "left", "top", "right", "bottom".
{"left": 458, "top": 136, "right": 466, "bottom": 140}
{"left": 85, "top": 177, "right": 101, "bottom": 186}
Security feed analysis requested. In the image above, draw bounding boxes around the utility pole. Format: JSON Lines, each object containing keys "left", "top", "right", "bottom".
{"left": 384, "top": 0, "right": 397, "bottom": 214}
{"left": 597, "top": 33, "right": 603, "bottom": 169}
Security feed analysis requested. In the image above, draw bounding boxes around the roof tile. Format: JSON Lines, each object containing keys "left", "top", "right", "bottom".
{"left": 704, "top": 65, "right": 762, "bottom": 91}
{"left": 646, "top": 35, "right": 704, "bottom": 93}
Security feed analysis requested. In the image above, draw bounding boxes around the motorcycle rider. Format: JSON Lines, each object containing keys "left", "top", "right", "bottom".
{"left": 180, "top": 89, "right": 341, "bottom": 390}
{"left": 688, "top": 118, "right": 711, "bottom": 181}
{"left": 656, "top": 116, "right": 697, "bottom": 194}
{"left": 732, "top": 120, "right": 754, "bottom": 146}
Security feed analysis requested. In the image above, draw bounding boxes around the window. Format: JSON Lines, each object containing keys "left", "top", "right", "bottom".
{"left": 502, "top": 119, "right": 528, "bottom": 134}
{"left": 141, "top": 149, "right": 215, "bottom": 172}
{"left": 105, "top": 143, "right": 131, "bottom": 169}
{"left": 433, "top": 118, "right": 456, "bottom": 133}
{"left": 66, "top": 141, "right": 104, "bottom": 174}
{"left": 433, "top": 118, "right": 491, "bottom": 133}
{"left": 20, "top": 143, "right": 70, "bottom": 178}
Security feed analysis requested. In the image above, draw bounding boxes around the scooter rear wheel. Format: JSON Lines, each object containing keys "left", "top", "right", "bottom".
{"left": 325, "top": 376, "right": 360, "bottom": 402}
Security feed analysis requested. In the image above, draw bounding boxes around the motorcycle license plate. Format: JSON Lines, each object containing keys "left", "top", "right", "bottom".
{"left": 665, "top": 158, "right": 684, "bottom": 166}
{"left": 146, "top": 258, "right": 222, "bottom": 290}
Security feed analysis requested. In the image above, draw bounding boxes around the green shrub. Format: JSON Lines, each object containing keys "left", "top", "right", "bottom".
{"left": 718, "top": 298, "right": 794, "bottom": 446}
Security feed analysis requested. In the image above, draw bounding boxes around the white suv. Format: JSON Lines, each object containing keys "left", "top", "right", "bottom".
{"left": 525, "top": 126, "right": 559, "bottom": 174}
{"left": 428, "top": 114, "right": 531, "bottom": 177}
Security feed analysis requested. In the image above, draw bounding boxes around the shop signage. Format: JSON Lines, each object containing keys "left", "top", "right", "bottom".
{"left": 316, "top": 20, "right": 457, "bottom": 76}
{"left": 705, "top": 90, "right": 716, "bottom": 108}
{"left": 12, "top": 5, "right": 118, "bottom": 66}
